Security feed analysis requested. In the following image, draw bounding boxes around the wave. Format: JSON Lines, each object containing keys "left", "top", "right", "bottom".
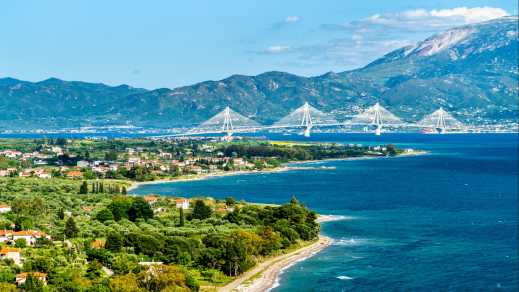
{"left": 337, "top": 275, "right": 354, "bottom": 280}
{"left": 333, "top": 237, "right": 369, "bottom": 246}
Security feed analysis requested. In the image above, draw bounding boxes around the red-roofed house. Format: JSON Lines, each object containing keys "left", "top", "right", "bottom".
{"left": 0, "top": 247, "right": 22, "bottom": 265}
{"left": 0, "top": 203, "right": 11, "bottom": 213}
{"left": 16, "top": 272, "right": 47, "bottom": 286}
{"left": 175, "top": 198, "right": 190, "bottom": 210}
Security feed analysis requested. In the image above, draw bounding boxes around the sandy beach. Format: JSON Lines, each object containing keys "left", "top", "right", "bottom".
{"left": 218, "top": 236, "right": 332, "bottom": 292}
{"left": 216, "top": 215, "right": 344, "bottom": 292}
{"left": 128, "top": 151, "right": 428, "bottom": 193}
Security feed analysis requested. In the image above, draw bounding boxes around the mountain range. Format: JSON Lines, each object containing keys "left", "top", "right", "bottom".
{"left": 1, "top": 16, "right": 517, "bottom": 130}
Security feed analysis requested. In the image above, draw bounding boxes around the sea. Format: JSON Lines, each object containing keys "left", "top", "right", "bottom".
{"left": 128, "top": 133, "right": 518, "bottom": 291}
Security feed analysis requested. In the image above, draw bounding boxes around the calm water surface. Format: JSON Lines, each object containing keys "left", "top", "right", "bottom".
{"left": 132, "top": 133, "right": 519, "bottom": 291}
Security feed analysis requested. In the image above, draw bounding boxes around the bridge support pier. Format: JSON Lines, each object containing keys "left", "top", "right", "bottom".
{"left": 436, "top": 127, "right": 445, "bottom": 134}
{"left": 375, "top": 124, "right": 382, "bottom": 136}
{"left": 303, "top": 125, "right": 312, "bottom": 137}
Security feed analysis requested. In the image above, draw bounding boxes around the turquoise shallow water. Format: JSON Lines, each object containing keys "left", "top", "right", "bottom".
{"left": 132, "top": 133, "right": 519, "bottom": 291}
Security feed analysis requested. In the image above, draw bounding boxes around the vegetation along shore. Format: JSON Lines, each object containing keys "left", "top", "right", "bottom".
{"left": 0, "top": 137, "right": 419, "bottom": 291}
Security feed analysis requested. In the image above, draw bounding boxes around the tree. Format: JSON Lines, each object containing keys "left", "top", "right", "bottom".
{"left": 105, "top": 151, "right": 118, "bottom": 161}
{"left": 23, "top": 274, "right": 45, "bottom": 291}
{"left": 14, "top": 216, "right": 33, "bottom": 231}
{"left": 0, "top": 283, "right": 16, "bottom": 292}
{"left": 96, "top": 208, "right": 114, "bottom": 222}
{"left": 191, "top": 200, "right": 212, "bottom": 220}
{"left": 106, "top": 232, "right": 123, "bottom": 252}
{"left": 387, "top": 144, "right": 398, "bottom": 156}
{"left": 65, "top": 217, "right": 79, "bottom": 238}
{"left": 109, "top": 273, "right": 143, "bottom": 292}
{"left": 108, "top": 198, "right": 132, "bottom": 221}
{"left": 137, "top": 264, "right": 194, "bottom": 292}
{"left": 57, "top": 208, "right": 65, "bottom": 220}
{"left": 86, "top": 260, "right": 104, "bottom": 279}
{"left": 179, "top": 207, "right": 185, "bottom": 227}
{"left": 225, "top": 197, "right": 236, "bottom": 206}
{"left": 14, "top": 238, "right": 27, "bottom": 248}
{"left": 79, "top": 181, "right": 88, "bottom": 194}
{"left": 128, "top": 198, "right": 154, "bottom": 222}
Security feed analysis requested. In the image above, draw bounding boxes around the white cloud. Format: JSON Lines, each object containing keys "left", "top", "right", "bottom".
{"left": 357, "top": 6, "right": 509, "bottom": 30}
{"left": 263, "top": 45, "right": 291, "bottom": 54}
{"left": 259, "top": 7, "right": 510, "bottom": 71}
{"left": 285, "top": 16, "right": 300, "bottom": 23}
{"left": 429, "top": 7, "right": 508, "bottom": 23}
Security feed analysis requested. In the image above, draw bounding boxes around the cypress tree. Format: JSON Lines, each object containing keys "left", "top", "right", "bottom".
{"left": 65, "top": 217, "right": 79, "bottom": 238}
{"left": 179, "top": 207, "right": 185, "bottom": 227}
{"left": 79, "top": 181, "right": 88, "bottom": 194}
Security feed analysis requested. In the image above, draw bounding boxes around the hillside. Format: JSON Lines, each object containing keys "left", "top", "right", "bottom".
{"left": 0, "top": 16, "right": 517, "bottom": 129}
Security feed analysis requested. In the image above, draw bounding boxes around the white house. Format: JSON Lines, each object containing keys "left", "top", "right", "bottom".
{"left": 12, "top": 230, "right": 50, "bottom": 246}
{"left": 0, "top": 204, "right": 11, "bottom": 213}
{"left": 0, "top": 230, "right": 13, "bottom": 243}
{"left": 0, "top": 247, "right": 22, "bottom": 265}
{"left": 16, "top": 272, "right": 47, "bottom": 286}
{"left": 175, "top": 198, "right": 190, "bottom": 210}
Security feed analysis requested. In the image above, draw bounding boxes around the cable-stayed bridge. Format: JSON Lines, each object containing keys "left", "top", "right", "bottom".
{"left": 175, "top": 102, "right": 466, "bottom": 138}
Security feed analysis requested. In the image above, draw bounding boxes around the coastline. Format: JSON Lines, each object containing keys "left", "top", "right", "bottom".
{"left": 128, "top": 151, "right": 428, "bottom": 193}
{"left": 217, "top": 214, "right": 343, "bottom": 292}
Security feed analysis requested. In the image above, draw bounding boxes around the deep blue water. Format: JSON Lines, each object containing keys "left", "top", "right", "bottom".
{"left": 131, "top": 133, "right": 519, "bottom": 291}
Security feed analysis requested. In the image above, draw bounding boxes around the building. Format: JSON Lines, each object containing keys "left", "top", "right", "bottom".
{"left": 0, "top": 247, "right": 22, "bottom": 265}
{"left": 175, "top": 198, "right": 190, "bottom": 210}
{"left": 12, "top": 230, "right": 50, "bottom": 246}
{"left": 0, "top": 203, "right": 11, "bottom": 213}
{"left": 66, "top": 170, "right": 83, "bottom": 179}
{"left": 16, "top": 272, "right": 47, "bottom": 286}
{"left": 91, "top": 239, "right": 105, "bottom": 249}
{"left": 144, "top": 195, "right": 159, "bottom": 205}
{"left": 77, "top": 160, "right": 90, "bottom": 168}
{"left": 0, "top": 230, "right": 13, "bottom": 243}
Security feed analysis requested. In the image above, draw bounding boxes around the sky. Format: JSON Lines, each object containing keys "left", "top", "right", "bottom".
{"left": 1, "top": 0, "right": 517, "bottom": 89}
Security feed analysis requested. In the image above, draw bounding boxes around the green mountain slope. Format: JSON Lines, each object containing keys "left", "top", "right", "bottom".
{"left": 0, "top": 16, "right": 517, "bottom": 129}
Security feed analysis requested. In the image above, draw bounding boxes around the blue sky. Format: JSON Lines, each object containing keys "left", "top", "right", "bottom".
{"left": 1, "top": 0, "right": 517, "bottom": 89}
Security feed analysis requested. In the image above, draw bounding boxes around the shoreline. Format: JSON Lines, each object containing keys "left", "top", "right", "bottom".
{"left": 217, "top": 214, "right": 344, "bottom": 292}
{"left": 218, "top": 236, "right": 332, "bottom": 292}
{"left": 128, "top": 151, "right": 428, "bottom": 192}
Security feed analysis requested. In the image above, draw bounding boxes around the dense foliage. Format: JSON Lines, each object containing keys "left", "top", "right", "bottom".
{"left": 0, "top": 177, "right": 320, "bottom": 291}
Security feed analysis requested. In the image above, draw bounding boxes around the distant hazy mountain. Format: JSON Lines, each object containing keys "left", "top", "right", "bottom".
{"left": 0, "top": 16, "right": 517, "bottom": 129}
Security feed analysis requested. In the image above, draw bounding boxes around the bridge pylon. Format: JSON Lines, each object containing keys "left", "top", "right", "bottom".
{"left": 417, "top": 107, "right": 463, "bottom": 134}
{"left": 193, "top": 106, "right": 260, "bottom": 140}
{"left": 222, "top": 106, "right": 234, "bottom": 137}
{"left": 274, "top": 102, "right": 338, "bottom": 137}
{"left": 349, "top": 102, "right": 402, "bottom": 135}
{"left": 301, "top": 102, "right": 313, "bottom": 137}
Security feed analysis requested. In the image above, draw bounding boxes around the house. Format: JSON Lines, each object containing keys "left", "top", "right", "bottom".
{"left": 0, "top": 247, "right": 22, "bottom": 265}
{"left": 66, "top": 170, "right": 83, "bottom": 179}
{"left": 175, "top": 198, "right": 190, "bottom": 210}
{"left": 16, "top": 272, "right": 47, "bottom": 286}
{"left": 91, "top": 239, "right": 105, "bottom": 249}
{"left": 0, "top": 203, "right": 11, "bottom": 213}
{"left": 0, "top": 150, "right": 22, "bottom": 158}
{"left": 0, "top": 230, "right": 13, "bottom": 243}
{"left": 77, "top": 160, "right": 90, "bottom": 168}
{"left": 51, "top": 146, "right": 63, "bottom": 155}
{"left": 144, "top": 195, "right": 159, "bottom": 205}
{"left": 12, "top": 230, "right": 50, "bottom": 246}
{"left": 0, "top": 169, "right": 15, "bottom": 177}
{"left": 19, "top": 170, "right": 33, "bottom": 178}
{"left": 34, "top": 169, "right": 51, "bottom": 179}
{"left": 154, "top": 207, "right": 166, "bottom": 214}
{"left": 159, "top": 152, "right": 173, "bottom": 159}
